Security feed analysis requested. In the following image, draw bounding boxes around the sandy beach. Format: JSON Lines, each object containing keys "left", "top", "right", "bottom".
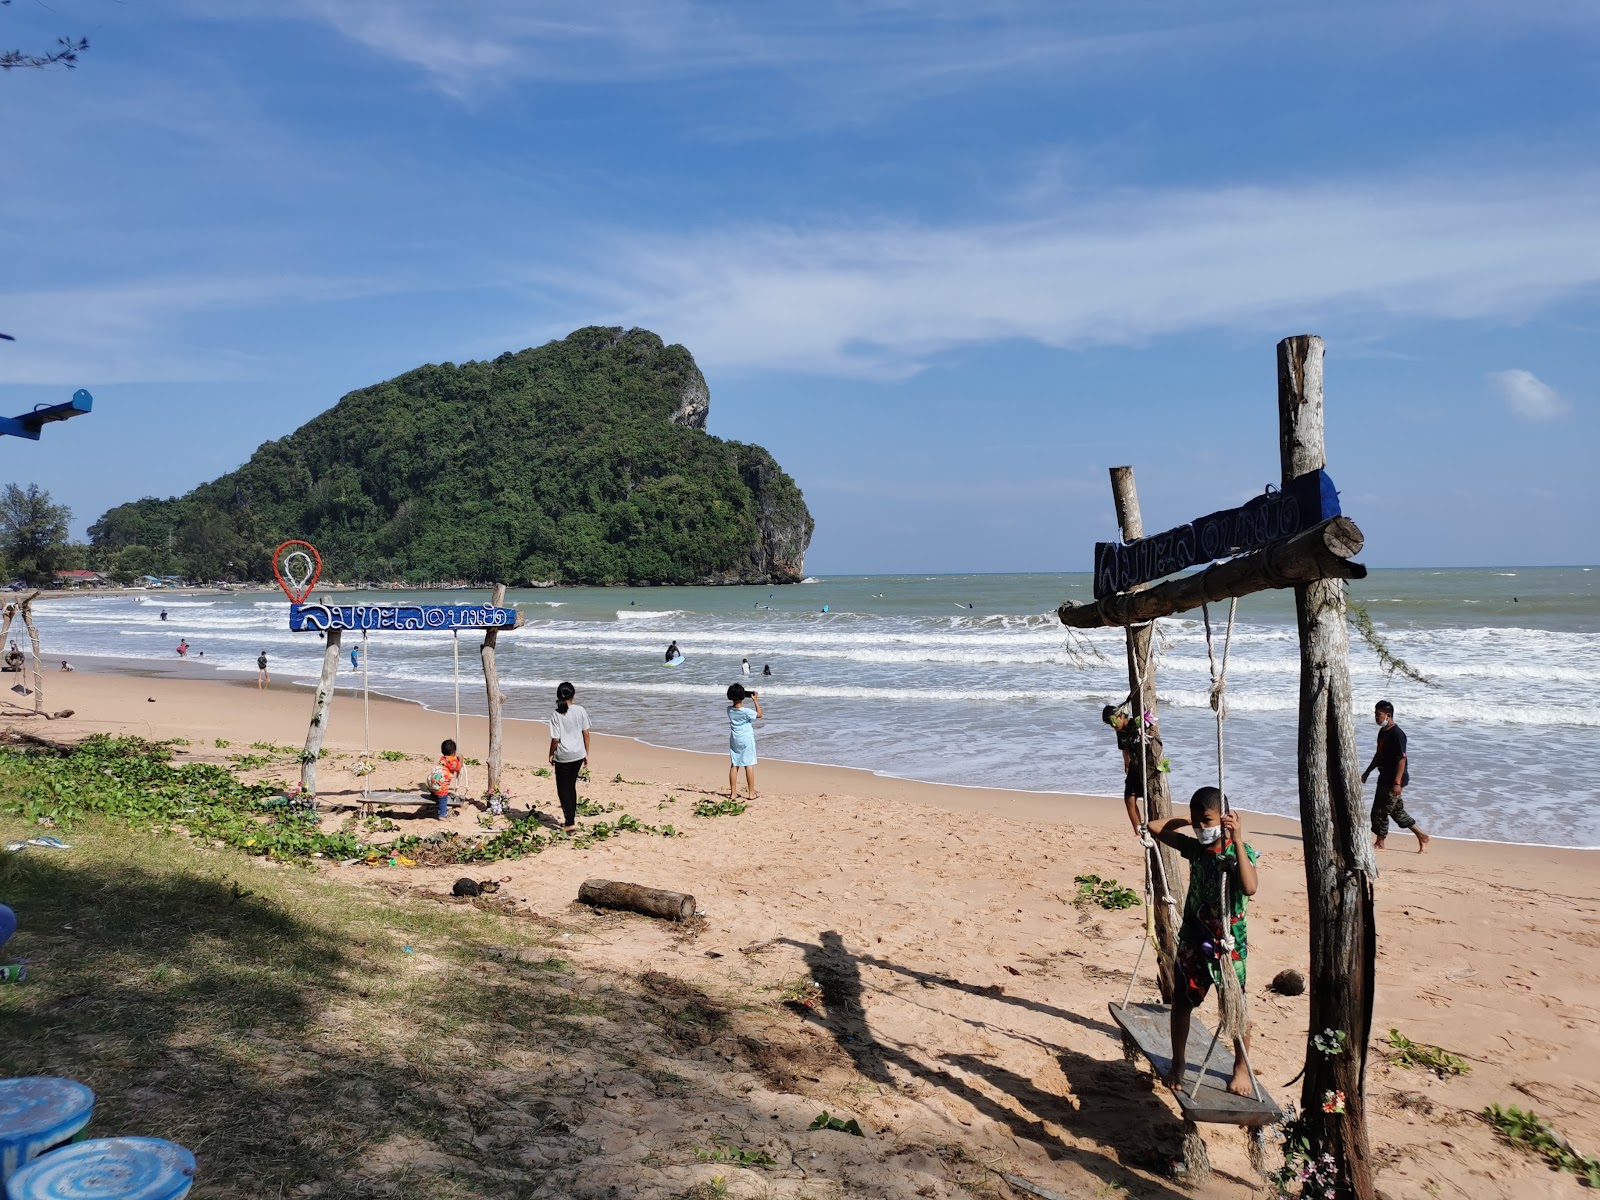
{"left": 6, "top": 663, "right": 1599, "bottom": 1199}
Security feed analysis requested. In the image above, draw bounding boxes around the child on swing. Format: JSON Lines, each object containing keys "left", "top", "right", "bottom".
{"left": 425, "top": 738, "right": 464, "bottom": 819}
{"left": 1148, "top": 786, "right": 1259, "bottom": 1097}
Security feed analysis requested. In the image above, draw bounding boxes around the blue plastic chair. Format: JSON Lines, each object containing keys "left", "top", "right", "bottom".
{"left": 0, "top": 1079, "right": 95, "bottom": 1182}
{"left": 6, "top": 1137, "right": 194, "bottom": 1200}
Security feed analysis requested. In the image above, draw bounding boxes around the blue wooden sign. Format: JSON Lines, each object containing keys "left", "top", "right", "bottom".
{"left": 289, "top": 604, "right": 520, "bottom": 632}
{"left": 1093, "top": 470, "right": 1340, "bottom": 599}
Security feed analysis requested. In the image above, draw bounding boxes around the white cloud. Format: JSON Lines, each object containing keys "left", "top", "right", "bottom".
{"left": 1489, "top": 369, "right": 1572, "bottom": 422}
{"left": 541, "top": 175, "right": 1600, "bottom": 377}
{"left": 211, "top": 0, "right": 1600, "bottom": 99}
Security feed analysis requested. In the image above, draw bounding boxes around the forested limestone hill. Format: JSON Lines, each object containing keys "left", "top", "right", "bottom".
{"left": 90, "top": 328, "right": 813, "bottom": 586}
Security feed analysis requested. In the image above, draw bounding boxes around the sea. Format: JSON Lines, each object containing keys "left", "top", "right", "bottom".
{"left": 32, "top": 567, "right": 1600, "bottom": 849}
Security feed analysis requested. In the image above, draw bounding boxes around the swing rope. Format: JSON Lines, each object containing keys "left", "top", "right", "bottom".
{"left": 361, "top": 631, "right": 371, "bottom": 797}
{"left": 452, "top": 629, "right": 466, "bottom": 797}
{"left": 1190, "top": 597, "right": 1264, "bottom": 1103}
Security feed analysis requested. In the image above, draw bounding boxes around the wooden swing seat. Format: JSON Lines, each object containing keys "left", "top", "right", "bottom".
{"left": 1110, "top": 1001, "right": 1283, "bottom": 1126}
{"left": 356, "top": 791, "right": 437, "bottom": 816}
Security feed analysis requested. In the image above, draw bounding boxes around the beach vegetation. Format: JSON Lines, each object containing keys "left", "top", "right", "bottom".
{"left": 1484, "top": 1104, "right": 1600, "bottom": 1186}
{"left": 86, "top": 328, "right": 812, "bottom": 586}
{"left": 1386, "top": 1028, "right": 1469, "bottom": 1076}
{"left": 1073, "top": 874, "right": 1140, "bottom": 911}
{"left": 693, "top": 1143, "right": 779, "bottom": 1169}
{"left": 693, "top": 795, "right": 748, "bottom": 818}
{"left": 0, "top": 482, "right": 71, "bottom": 586}
{"left": 808, "top": 1112, "right": 865, "bottom": 1136}
{"left": 377, "top": 749, "right": 408, "bottom": 761}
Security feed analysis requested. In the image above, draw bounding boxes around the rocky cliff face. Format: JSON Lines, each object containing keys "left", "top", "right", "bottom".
{"left": 737, "top": 445, "right": 813, "bottom": 584}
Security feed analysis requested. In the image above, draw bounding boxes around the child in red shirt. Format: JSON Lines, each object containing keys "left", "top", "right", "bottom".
{"left": 426, "top": 738, "right": 464, "bottom": 819}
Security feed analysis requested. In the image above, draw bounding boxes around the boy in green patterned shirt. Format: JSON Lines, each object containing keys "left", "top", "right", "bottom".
{"left": 1150, "top": 786, "right": 1260, "bottom": 1097}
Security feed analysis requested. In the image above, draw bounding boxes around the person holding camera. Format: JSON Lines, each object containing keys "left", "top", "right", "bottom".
{"left": 726, "top": 682, "right": 762, "bottom": 802}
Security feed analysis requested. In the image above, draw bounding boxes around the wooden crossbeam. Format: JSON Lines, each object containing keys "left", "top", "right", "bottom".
{"left": 1058, "top": 516, "right": 1365, "bottom": 630}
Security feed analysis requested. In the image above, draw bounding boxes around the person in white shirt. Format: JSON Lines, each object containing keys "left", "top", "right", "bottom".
{"left": 547, "top": 681, "right": 592, "bottom": 832}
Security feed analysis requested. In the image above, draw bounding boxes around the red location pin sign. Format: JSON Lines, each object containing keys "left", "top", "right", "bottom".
{"left": 273, "top": 540, "right": 322, "bottom": 604}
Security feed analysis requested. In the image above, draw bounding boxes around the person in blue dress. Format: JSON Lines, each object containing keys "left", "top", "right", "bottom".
{"left": 726, "top": 682, "right": 762, "bottom": 801}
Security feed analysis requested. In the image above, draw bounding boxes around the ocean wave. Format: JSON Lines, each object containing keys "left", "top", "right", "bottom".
{"left": 615, "top": 609, "right": 687, "bottom": 621}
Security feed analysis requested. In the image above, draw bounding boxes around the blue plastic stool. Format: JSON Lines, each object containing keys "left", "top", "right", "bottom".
{"left": 0, "top": 1079, "right": 95, "bottom": 1182}
{"left": 6, "top": 1137, "right": 193, "bottom": 1200}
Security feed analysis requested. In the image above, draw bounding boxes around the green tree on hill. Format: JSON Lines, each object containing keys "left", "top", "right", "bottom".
{"left": 90, "top": 328, "right": 813, "bottom": 586}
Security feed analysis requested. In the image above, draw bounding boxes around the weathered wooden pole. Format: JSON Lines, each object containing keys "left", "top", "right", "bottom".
{"left": 1109, "top": 467, "right": 1182, "bottom": 1002}
{"left": 299, "top": 628, "right": 342, "bottom": 798}
{"left": 20, "top": 595, "right": 44, "bottom": 714}
{"left": 1279, "top": 336, "right": 1378, "bottom": 1200}
{"left": 480, "top": 583, "right": 506, "bottom": 800}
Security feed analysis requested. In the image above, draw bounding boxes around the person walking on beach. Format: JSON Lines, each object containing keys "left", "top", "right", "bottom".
{"left": 1363, "top": 699, "right": 1430, "bottom": 852}
{"left": 256, "top": 650, "right": 269, "bottom": 689}
{"left": 1104, "top": 703, "right": 1162, "bottom": 836}
{"left": 548, "top": 681, "right": 591, "bottom": 832}
{"left": 1149, "top": 788, "right": 1260, "bottom": 1097}
{"left": 726, "top": 682, "right": 762, "bottom": 801}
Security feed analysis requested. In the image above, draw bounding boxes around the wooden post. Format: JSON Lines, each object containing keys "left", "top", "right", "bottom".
{"left": 1279, "top": 336, "right": 1378, "bottom": 1200}
{"left": 1109, "top": 467, "right": 1182, "bottom": 1002}
{"left": 20, "top": 595, "right": 44, "bottom": 714}
{"left": 300, "top": 628, "right": 342, "bottom": 797}
{"left": 481, "top": 583, "right": 506, "bottom": 799}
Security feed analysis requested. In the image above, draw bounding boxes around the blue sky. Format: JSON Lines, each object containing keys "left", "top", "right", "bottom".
{"left": 3, "top": 0, "right": 1598, "bottom": 573}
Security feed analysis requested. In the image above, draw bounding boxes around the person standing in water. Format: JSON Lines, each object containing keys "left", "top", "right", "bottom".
{"left": 762, "top": 663, "right": 772, "bottom": 676}
{"left": 665, "top": 640, "right": 680, "bottom": 663}
{"left": 349, "top": 643, "right": 362, "bottom": 673}
{"left": 1363, "top": 699, "right": 1430, "bottom": 852}
{"left": 740, "top": 658, "right": 751, "bottom": 676}
{"left": 548, "top": 681, "right": 591, "bottom": 832}
{"left": 256, "top": 650, "right": 269, "bottom": 690}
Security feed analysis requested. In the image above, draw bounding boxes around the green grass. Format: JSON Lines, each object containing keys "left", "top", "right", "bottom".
{"left": 0, "top": 810, "right": 814, "bottom": 1198}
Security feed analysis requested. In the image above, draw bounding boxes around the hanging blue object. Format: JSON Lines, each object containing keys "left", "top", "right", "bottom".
{"left": 0, "top": 392, "right": 93, "bottom": 442}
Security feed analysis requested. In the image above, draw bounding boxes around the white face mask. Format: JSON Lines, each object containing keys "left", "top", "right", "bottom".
{"left": 1195, "top": 823, "right": 1223, "bottom": 845}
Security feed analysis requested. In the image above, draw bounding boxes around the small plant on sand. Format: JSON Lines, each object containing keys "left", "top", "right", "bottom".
{"left": 693, "top": 796, "right": 747, "bottom": 818}
{"left": 533, "top": 766, "right": 550, "bottom": 777}
{"left": 1484, "top": 1104, "right": 1600, "bottom": 1186}
{"left": 693, "top": 1143, "right": 778, "bottom": 1169}
{"left": 575, "top": 796, "right": 617, "bottom": 817}
{"left": 1074, "top": 874, "right": 1139, "bottom": 911}
{"left": 1268, "top": 1106, "right": 1339, "bottom": 1199}
{"left": 378, "top": 750, "right": 408, "bottom": 762}
{"left": 808, "top": 1112, "right": 864, "bottom": 1136}
{"left": 777, "top": 975, "right": 824, "bottom": 1010}
{"left": 214, "top": 738, "right": 231, "bottom": 749}
{"left": 228, "top": 753, "right": 273, "bottom": 771}
{"left": 1386, "top": 1029, "right": 1469, "bottom": 1077}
